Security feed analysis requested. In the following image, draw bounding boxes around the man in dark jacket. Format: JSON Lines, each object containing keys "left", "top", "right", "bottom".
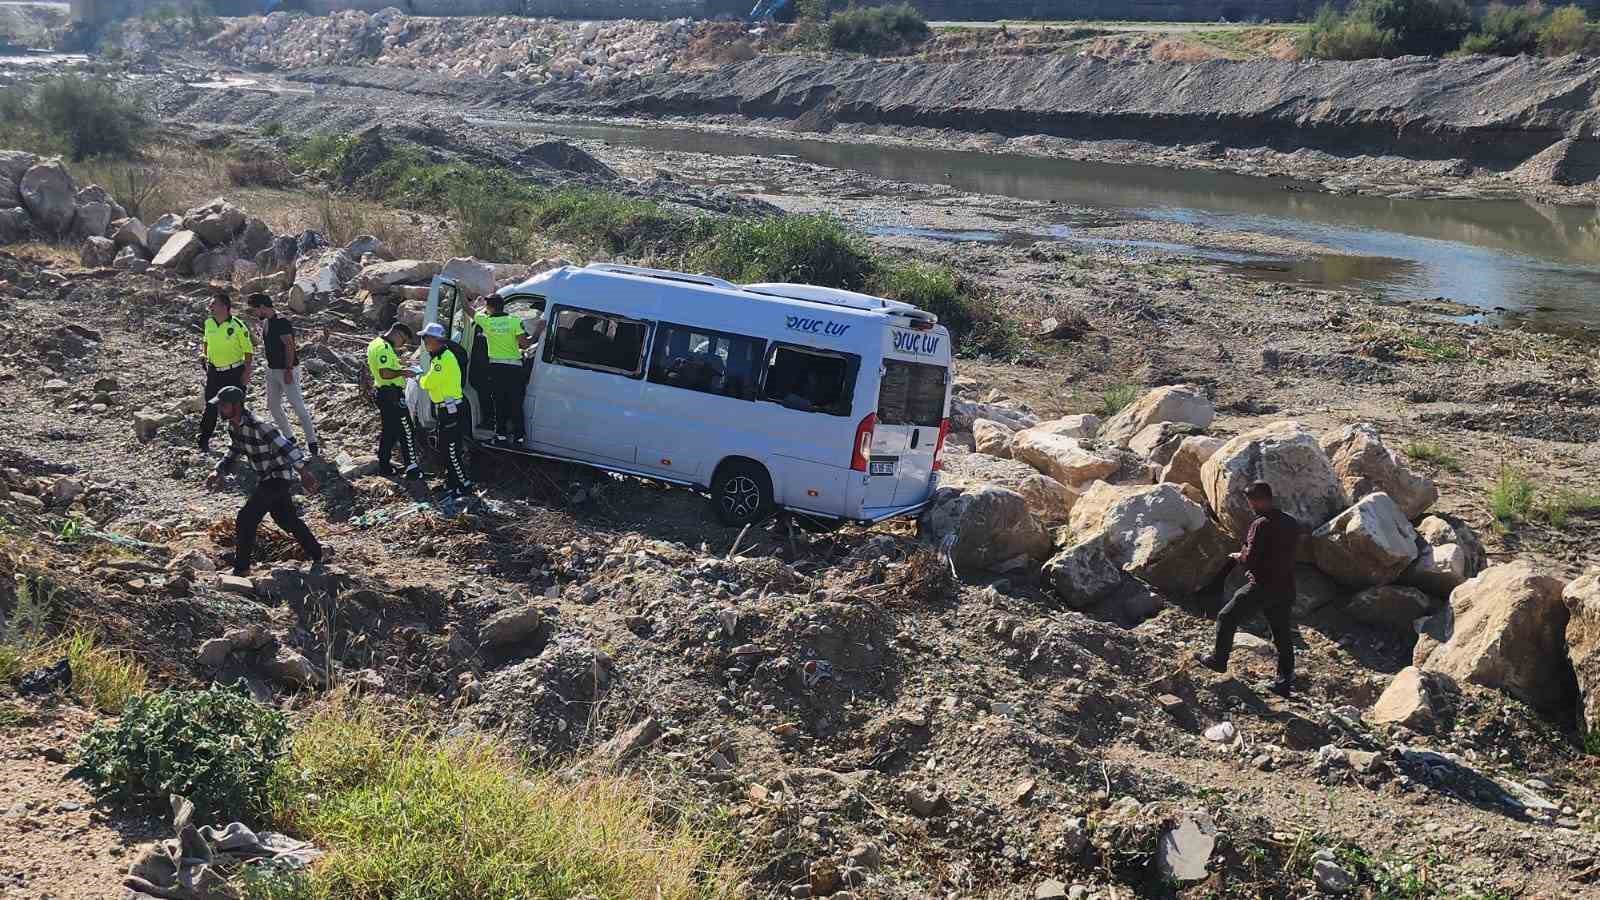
{"left": 1201, "top": 481, "right": 1301, "bottom": 697}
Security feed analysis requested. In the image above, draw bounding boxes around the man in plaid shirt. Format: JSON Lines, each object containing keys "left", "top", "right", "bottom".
{"left": 203, "top": 385, "right": 324, "bottom": 577}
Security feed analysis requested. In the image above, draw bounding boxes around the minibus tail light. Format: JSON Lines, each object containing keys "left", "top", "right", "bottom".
{"left": 850, "top": 413, "right": 876, "bottom": 472}
{"left": 932, "top": 418, "right": 951, "bottom": 471}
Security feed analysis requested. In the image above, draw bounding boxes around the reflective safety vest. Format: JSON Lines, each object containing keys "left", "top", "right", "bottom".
{"left": 366, "top": 337, "right": 406, "bottom": 389}
{"left": 474, "top": 311, "right": 526, "bottom": 362}
{"left": 419, "top": 346, "right": 463, "bottom": 404}
{"left": 203, "top": 316, "right": 252, "bottom": 369}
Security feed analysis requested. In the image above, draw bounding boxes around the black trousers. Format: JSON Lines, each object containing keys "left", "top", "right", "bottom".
{"left": 1213, "top": 581, "right": 1296, "bottom": 684}
{"left": 436, "top": 402, "right": 471, "bottom": 491}
{"left": 235, "top": 479, "right": 320, "bottom": 571}
{"left": 375, "top": 386, "right": 417, "bottom": 471}
{"left": 488, "top": 363, "right": 523, "bottom": 439}
{"left": 199, "top": 365, "right": 246, "bottom": 445}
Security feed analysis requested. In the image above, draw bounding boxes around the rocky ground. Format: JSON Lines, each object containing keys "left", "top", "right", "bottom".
{"left": 1, "top": 108, "right": 1599, "bottom": 899}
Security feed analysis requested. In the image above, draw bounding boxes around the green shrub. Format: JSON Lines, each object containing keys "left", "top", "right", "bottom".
{"left": 1539, "top": 3, "right": 1592, "bottom": 52}
{"left": 292, "top": 134, "right": 355, "bottom": 174}
{"left": 1402, "top": 440, "right": 1463, "bottom": 473}
{"left": 269, "top": 700, "right": 736, "bottom": 899}
{"left": 1460, "top": 1, "right": 1543, "bottom": 53}
{"left": 0, "top": 76, "right": 148, "bottom": 160}
{"left": 530, "top": 187, "right": 685, "bottom": 258}
{"left": 450, "top": 180, "right": 532, "bottom": 262}
{"left": 1301, "top": 0, "right": 1471, "bottom": 57}
{"left": 695, "top": 214, "right": 874, "bottom": 289}
{"left": 72, "top": 682, "right": 289, "bottom": 824}
{"left": 826, "top": 3, "right": 931, "bottom": 55}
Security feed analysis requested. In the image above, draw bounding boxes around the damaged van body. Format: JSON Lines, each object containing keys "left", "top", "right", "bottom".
{"left": 409, "top": 263, "right": 954, "bottom": 526}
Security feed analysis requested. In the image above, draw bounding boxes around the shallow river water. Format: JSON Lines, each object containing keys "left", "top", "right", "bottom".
{"left": 517, "top": 118, "right": 1600, "bottom": 331}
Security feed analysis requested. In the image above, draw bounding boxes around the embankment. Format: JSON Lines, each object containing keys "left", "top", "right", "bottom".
{"left": 516, "top": 52, "right": 1600, "bottom": 172}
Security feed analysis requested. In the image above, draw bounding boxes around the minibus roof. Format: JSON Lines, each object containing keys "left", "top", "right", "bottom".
{"left": 497, "top": 263, "right": 941, "bottom": 327}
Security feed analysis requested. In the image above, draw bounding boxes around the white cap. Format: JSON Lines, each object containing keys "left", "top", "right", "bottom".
{"left": 419, "top": 322, "right": 447, "bottom": 340}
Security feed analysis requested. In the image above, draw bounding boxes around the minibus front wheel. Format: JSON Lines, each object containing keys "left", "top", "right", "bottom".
{"left": 711, "top": 459, "right": 775, "bottom": 527}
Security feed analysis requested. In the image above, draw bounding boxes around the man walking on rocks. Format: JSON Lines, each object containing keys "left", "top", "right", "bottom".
{"left": 248, "top": 293, "right": 319, "bottom": 457}
{"left": 197, "top": 290, "right": 253, "bottom": 453}
{"left": 367, "top": 322, "right": 421, "bottom": 479}
{"left": 1201, "top": 481, "right": 1300, "bottom": 698}
{"left": 203, "top": 385, "right": 323, "bottom": 578}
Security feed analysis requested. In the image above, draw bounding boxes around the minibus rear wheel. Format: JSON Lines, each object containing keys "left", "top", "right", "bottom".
{"left": 711, "top": 460, "right": 774, "bottom": 527}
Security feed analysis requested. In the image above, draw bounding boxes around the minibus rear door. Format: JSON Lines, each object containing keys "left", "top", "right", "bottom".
{"left": 878, "top": 341, "right": 950, "bottom": 507}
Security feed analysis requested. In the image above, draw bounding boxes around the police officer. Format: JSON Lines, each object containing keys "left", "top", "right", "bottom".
{"left": 470, "top": 293, "right": 533, "bottom": 447}
{"left": 417, "top": 322, "right": 472, "bottom": 496}
{"left": 198, "top": 290, "right": 254, "bottom": 453}
{"left": 367, "top": 322, "right": 421, "bottom": 480}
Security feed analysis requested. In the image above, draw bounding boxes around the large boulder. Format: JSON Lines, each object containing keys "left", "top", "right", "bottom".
{"left": 182, "top": 197, "right": 247, "bottom": 245}
{"left": 299, "top": 248, "right": 360, "bottom": 296}
{"left": 19, "top": 161, "right": 76, "bottom": 234}
{"left": 972, "top": 418, "right": 1014, "bottom": 459}
{"left": 1128, "top": 421, "right": 1206, "bottom": 465}
{"left": 1099, "top": 385, "right": 1214, "bottom": 448}
{"left": 113, "top": 245, "right": 149, "bottom": 273}
{"left": 239, "top": 217, "right": 274, "bottom": 258}
{"left": 1344, "top": 584, "right": 1442, "bottom": 635}
{"left": 1416, "top": 514, "right": 1487, "bottom": 576}
{"left": 1011, "top": 430, "right": 1120, "bottom": 487}
{"left": 146, "top": 213, "right": 183, "bottom": 254}
{"left": 73, "top": 201, "right": 112, "bottom": 240}
{"left": 0, "top": 207, "right": 30, "bottom": 244}
{"left": 442, "top": 256, "right": 496, "bottom": 297}
{"left": 1069, "top": 482, "right": 1234, "bottom": 595}
{"left": 951, "top": 397, "right": 1037, "bottom": 433}
{"left": 1160, "top": 435, "right": 1225, "bottom": 505}
{"left": 358, "top": 259, "right": 441, "bottom": 293}
{"left": 0, "top": 151, "right": 38, "bottom": 207}
{"left": 1309, "top": 493, "right": 1419, "bottom": 589}
{"left": 1413, "top": 561, "right": 1572, "bottom": 713}
{"left": 79, "top": 236, "right": 116, "bottom": 268}
{"left": 1042, "top": 534, "right": 1124, "bottom": 609}
{"left": 1321, "top": 424, "right": 1438, "bottom": 520}
{"left": 1401, "top": 542, "right": 1471, "bottom": 598}
{"left": 1563, "top": 568, "right": 1600, "bottom": 733}
{"left": 1029, "top": 414, "right": 1100, "bottom": 440}
{"left": 1017, "top": 474, "right": 1079, "bottom": 525}
{"left": 1202, "top": 421, "right": 1348, "bottom": 539}
{"left": 918, "top": 485, "right": 1052, "bottom": 574}
{"left": 1369, "top": 666, "right": 1455, "bottom": 735}
{"left": 111, "top": 217, "right": 148, "bottom": 251}
{"left": 151, "top": 230, "right": 206, "bottom": 274}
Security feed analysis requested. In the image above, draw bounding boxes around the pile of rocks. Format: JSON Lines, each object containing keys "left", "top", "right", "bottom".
{"left": 183, "top": 11, "right": 699, "bottom": 85}
{"left": 929, "top": 380, "right": 1600, "bottom": 735}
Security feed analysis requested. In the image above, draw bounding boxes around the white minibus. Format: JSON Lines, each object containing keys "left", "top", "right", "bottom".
{"left": 408, "top": 263, "right": 954, "bottom": 526}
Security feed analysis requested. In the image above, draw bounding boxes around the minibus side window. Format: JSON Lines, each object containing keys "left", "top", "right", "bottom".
{"left": 647, "top": 322, "right": 767, "bottom": 400}
{"left": 878, "top": 360, "right": 948, "bottom": 427}
{"left": 543, "top": 306, "right": 649, "bottom": 378}
{"left": 761, "top": 345, "right": 858, "bottom": 417}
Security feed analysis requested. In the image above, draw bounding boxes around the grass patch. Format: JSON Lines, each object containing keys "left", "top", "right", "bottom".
{"left": 1403, "top": 440, "right": 1463, "bottom": 474}
{"left": 1399, "top": 334, "right": 1466, "bottom": 361}
{"left": 1489, "top": 466, "right": 1536, "bottom": 524}
{"left": 1540, "top": 488, "right": 1600, "bottom": 530}
{"left": 1099, "top": 382, "right": 1141, "bottom": 417}
{"left": 269, "top": 699, "right": 737, "bottom": 899}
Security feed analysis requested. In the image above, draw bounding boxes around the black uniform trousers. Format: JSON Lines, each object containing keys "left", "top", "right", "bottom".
{"left": 375, "top": 386, "right": 417, "bottom": 472}
{"left": 487, "top": 361, "right": 524, "bottom": 440}
{"left": 1212, "top": 581, "right": 1297, "bottom": 685}
{"left": 436, "top": 402, "right": 471, "bottom": 491}
{"left": 235, "top": 478, "right": 320, "bottom": 571}
{"left": 199, "top": 365, "right": 246, "bottom": 446}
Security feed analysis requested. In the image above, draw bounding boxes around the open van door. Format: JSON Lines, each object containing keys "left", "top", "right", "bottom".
{"left": 406, "top": 277, "right": 462, "bottom": 430}
{"left": 876, "top": 326, "right": 952, "bottom": 507}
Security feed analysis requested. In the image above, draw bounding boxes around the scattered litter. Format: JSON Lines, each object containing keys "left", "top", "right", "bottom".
{"left": 124, "top": 794, "right": 323, "bottom": 900}
{"left": 1203, "top": 721, "right": 1236, "bottom": 743}
{"left": 16, "top": 659, "right": 71, "bottom": 696}
{"left": 802, "top": 659, "right": 833, "bottom": 689}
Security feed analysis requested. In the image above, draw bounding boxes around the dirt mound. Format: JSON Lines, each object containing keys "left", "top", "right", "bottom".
{"left": 511, "top": 141, "right": 617, "bottom": 179}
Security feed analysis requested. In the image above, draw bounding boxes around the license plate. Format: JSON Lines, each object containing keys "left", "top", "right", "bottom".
{"left": 869, "top": 457, "right": 898, "bottom": 476}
